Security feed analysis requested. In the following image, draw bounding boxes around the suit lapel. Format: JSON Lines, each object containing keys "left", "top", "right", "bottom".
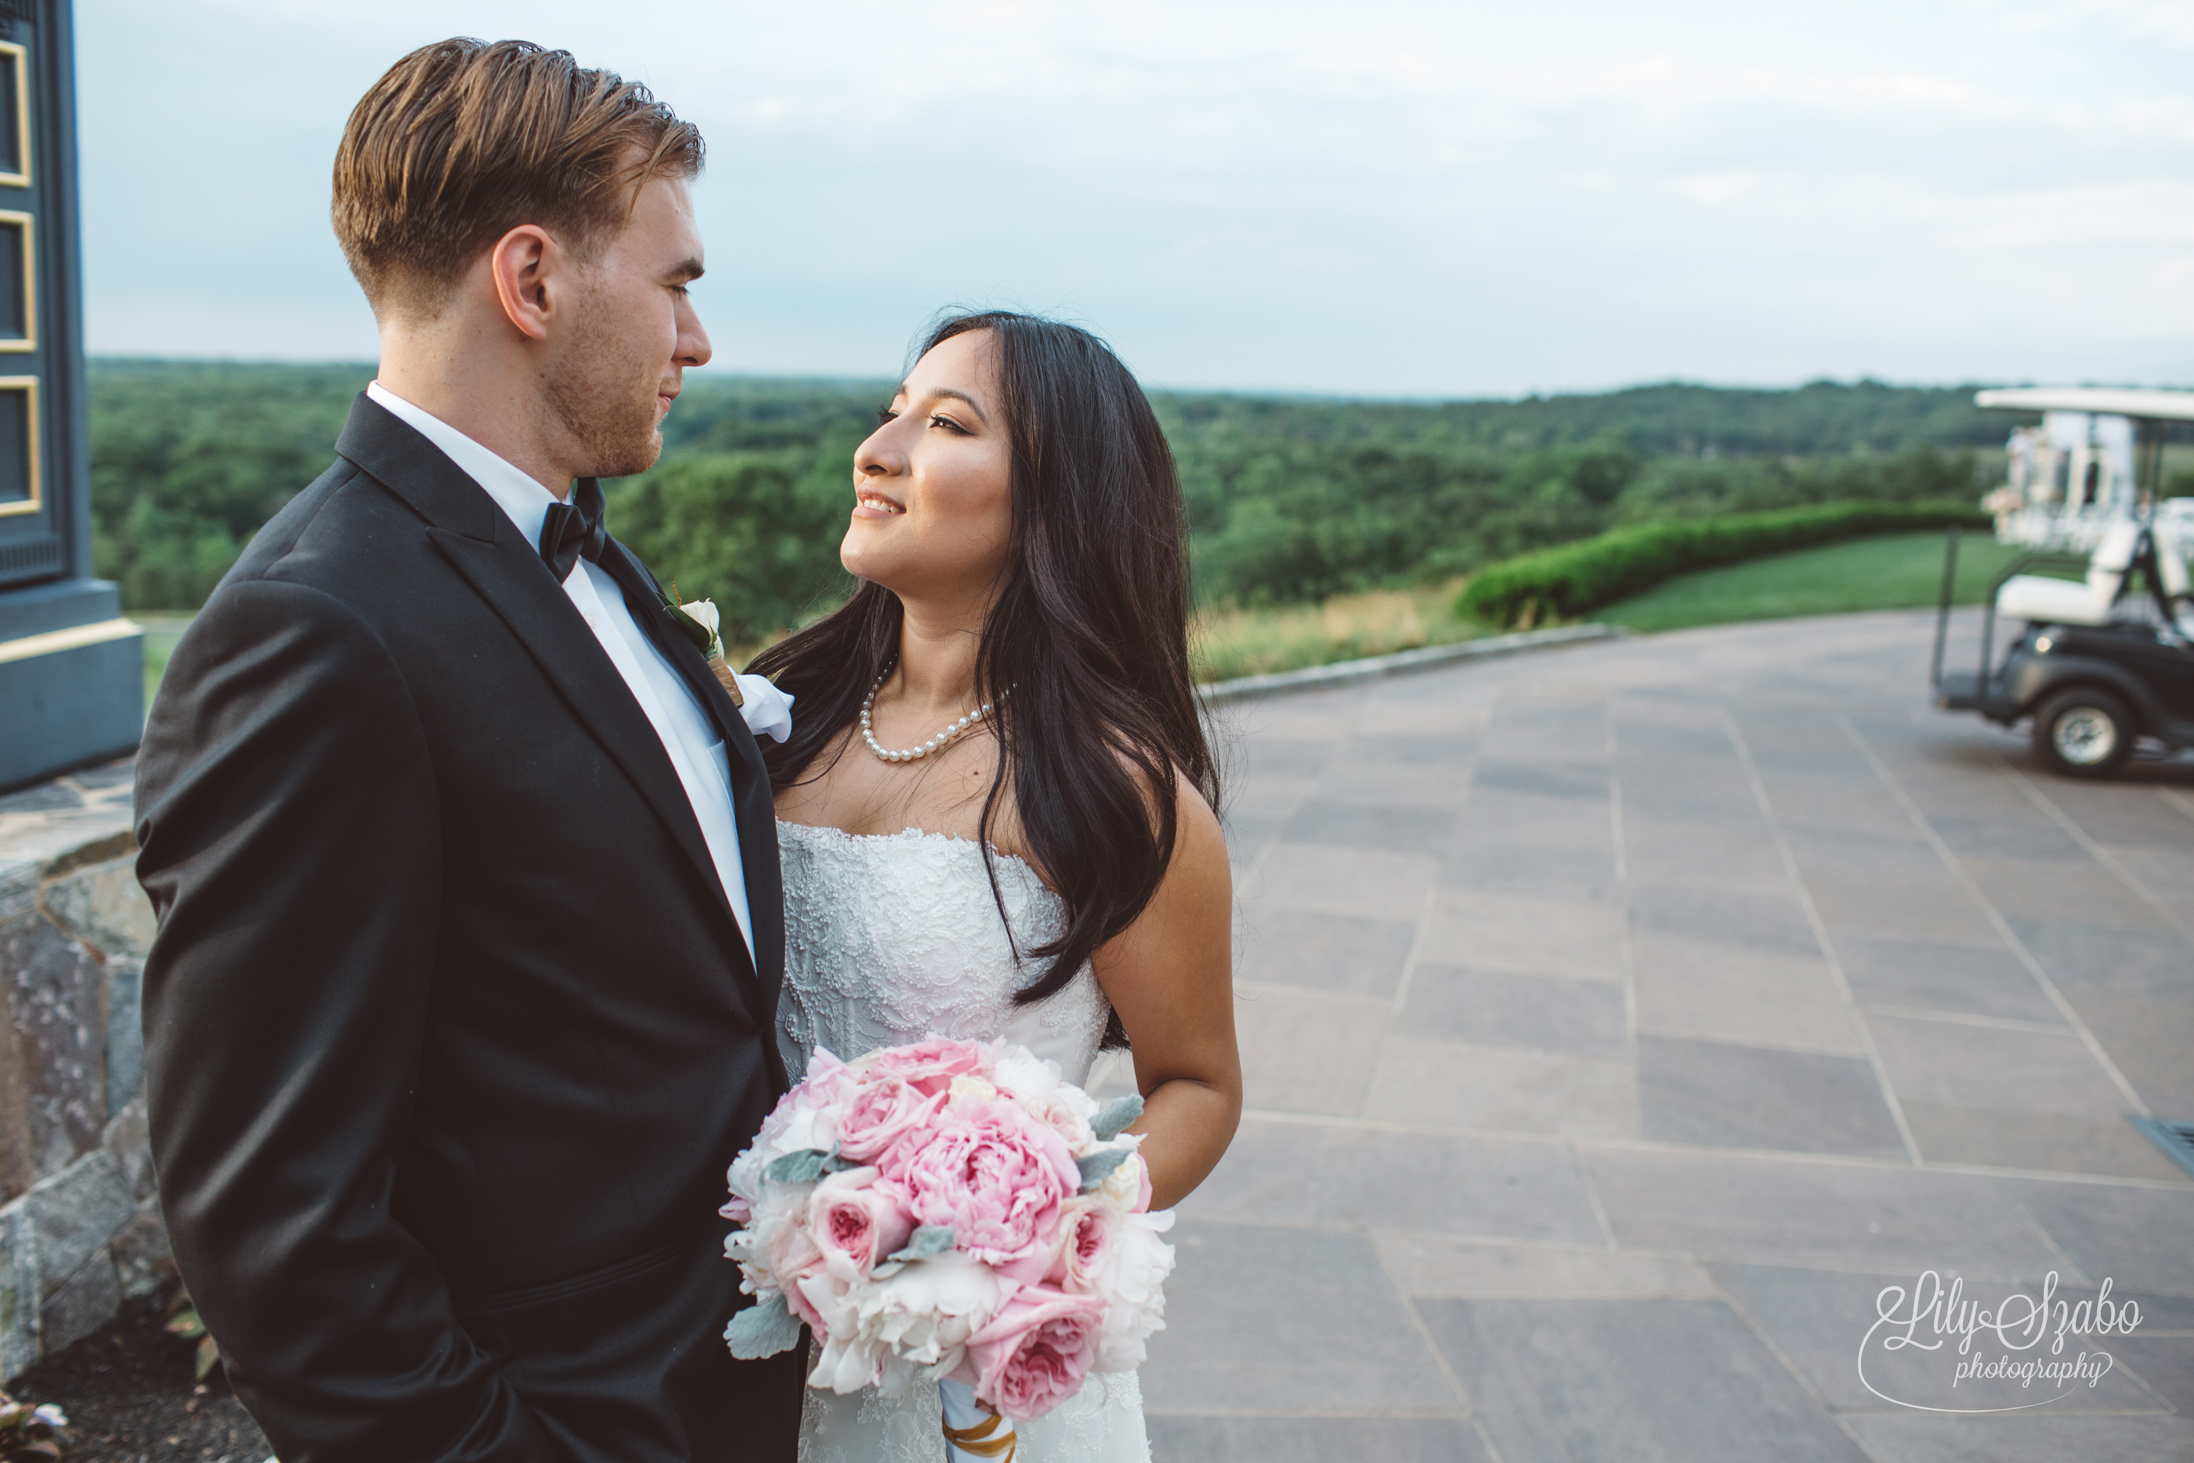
{"left": 593, "top": 543, "right": 787, "bottom": 1036}
{"left": 593, "top": 545, "right": 744, "bottom": 752}
{"left": 427, "top": 530, "right": 758, "bottom": 982}
{"left": 334, "top": 395, "right": 764, "bottom": 1003}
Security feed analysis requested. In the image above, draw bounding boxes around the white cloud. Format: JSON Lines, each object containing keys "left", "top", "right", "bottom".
{"left": 75, "top": 0, "right": 2194, "bottom": 393}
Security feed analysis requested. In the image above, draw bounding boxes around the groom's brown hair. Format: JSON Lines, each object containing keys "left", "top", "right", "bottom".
{"left": 332, "top": 38, "right": 703, "bottom": 318}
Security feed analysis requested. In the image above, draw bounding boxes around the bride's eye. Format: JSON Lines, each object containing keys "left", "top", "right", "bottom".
{"left": 875, "top": 406, "right": 899, "bottom": 426}
{"left": 929, "top": 414, "right": 968, "bottom": 434}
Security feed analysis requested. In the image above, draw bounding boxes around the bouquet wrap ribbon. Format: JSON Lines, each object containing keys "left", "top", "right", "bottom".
{"left": 942, "top": 1375, "right": 1016, "bottom": 1460}
{"left": 942, "top": 1411, "right": 1016, "bottom": 1460}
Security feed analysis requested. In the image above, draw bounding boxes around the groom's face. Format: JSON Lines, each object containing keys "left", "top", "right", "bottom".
{"left": 541, "top": 170, "right": 711, "bottom": 478}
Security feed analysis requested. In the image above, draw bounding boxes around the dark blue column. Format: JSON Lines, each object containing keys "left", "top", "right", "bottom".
{"left": 0, "top": 0, "right": 140, "bottom": 790}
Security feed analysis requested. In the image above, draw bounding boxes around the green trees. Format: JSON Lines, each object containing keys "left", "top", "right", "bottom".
{"left": 83, "top": 363, "right": 878, "bottom": 626}
{"left": 1609, "top": 446, "right": 1984, "bottom": 523}
{"left": 1176, "top": 433, "right": 1981, "bottom": 608}
{"left": 90, "top": 361, "right": 372, "bottom": 609}
{"left": 84, "top": 362, "right": 2009, "bottom": 627}
{"left": 1180, "top": 439, "right": 1548, "bottom": 605}
{"left": 604, "top": 435, "right": 859, "bottom": 641}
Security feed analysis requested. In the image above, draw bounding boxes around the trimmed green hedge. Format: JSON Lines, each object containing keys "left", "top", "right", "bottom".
{"left": 1457, "top": 499, "right": 1991, "bottom": 628}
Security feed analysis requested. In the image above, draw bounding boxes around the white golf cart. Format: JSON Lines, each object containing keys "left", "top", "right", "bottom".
{"left": 1932, "top": 387, "right": 2194, "bottom": 778}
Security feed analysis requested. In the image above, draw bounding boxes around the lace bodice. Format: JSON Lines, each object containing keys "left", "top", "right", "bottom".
{"left": 775, "top": 821, "right": 1112, "bottom": 1087}
{"left": 772, "top": 820, "right": 1148, "bottom": 1463}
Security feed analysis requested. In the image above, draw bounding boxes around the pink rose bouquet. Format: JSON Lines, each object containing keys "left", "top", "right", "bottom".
{"left": 722, "top": 1038, "right": 1175, "bottom": 1422}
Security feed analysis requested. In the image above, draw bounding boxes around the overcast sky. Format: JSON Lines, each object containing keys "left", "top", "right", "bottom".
{"left": 78, "top": 0, "right": 2194, "bottom": 397}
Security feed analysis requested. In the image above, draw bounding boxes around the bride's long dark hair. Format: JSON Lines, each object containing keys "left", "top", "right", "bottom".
{"left": 751, "top": 310, "right": 1219, "bottom": 1047}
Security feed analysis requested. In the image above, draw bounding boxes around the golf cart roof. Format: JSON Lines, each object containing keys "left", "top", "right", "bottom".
{"left": 1975, "top": 386, "right": 2194, "bottom": 422}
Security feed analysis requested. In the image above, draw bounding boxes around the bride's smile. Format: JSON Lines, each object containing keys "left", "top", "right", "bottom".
{"left": 840, "top": 328, "right": 1017, "bottom": 610}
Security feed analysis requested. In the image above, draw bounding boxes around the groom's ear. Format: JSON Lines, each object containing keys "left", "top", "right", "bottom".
{"left": 335, "top": 41, "right": 701, "bottom": 323}
{"left": 487, "top": 224, "right": 560, "bottom": 343}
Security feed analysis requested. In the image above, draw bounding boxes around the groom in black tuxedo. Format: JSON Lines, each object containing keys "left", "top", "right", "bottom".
{"left": 132, "top": 39, "right": 802, "bottom": 1463}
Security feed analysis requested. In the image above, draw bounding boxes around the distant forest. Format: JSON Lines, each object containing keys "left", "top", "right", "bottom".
{"left": 90, "top": 360, "right": 2047, "bottom": 635}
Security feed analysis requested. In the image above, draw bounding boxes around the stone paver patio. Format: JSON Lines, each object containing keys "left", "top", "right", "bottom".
{"left": 1130, "top": 608, "right": 2194, "bottom": 1462}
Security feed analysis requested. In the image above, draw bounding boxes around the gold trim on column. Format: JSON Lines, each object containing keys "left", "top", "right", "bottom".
{"left": 0, "top": 618, "right": 141, "bottom": 666}
{"left": 0, "top": 374, "right": 38, "bottom": 516}
{"left": 0, "top": 211, "right": 33, "bottom": 350}
{"left": 0, "top": 43, "right": 25, "bottom": 189}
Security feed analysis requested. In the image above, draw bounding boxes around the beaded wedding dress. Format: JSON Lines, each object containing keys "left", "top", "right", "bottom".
{"left": 774, "top": 820, "right": 1153, "bottom": 1463}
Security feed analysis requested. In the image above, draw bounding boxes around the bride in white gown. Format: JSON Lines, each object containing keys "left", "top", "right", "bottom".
{"left": 775, "top": 823, "right": 1141, "bottom": 1461}
{"left": 750, "top": 311, "right": 1240, "bottom": 1463}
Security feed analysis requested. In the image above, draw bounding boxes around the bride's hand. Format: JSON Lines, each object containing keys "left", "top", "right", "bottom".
{"left": 1089, "top": 778, "right": 1241, "bottom": 1210}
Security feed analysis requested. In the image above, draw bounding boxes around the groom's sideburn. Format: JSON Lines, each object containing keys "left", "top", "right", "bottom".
{"left": 133, "top": 396, "right": 805, "bottom": 1462}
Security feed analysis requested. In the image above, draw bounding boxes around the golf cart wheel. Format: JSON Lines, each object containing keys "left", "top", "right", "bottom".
{"left": 2031, "top": 688, "right": 2136, "bottom": 779}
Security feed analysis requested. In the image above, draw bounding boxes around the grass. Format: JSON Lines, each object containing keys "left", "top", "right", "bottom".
{"left": 1595, "top": 530, "right": 2054, "bottom": 634}
{"left": 1190, "top": 580, "right": 1490, "bottom": 683}
{"left": 1182, "top": 529, "right": 2052, "bottom": 681}
{"left": 137, "top": 617, "right": 191, "bottom": 707}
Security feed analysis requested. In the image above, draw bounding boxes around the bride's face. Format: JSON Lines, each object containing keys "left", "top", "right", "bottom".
{"left": 841, "top": 331, "right": 1015, "bottom": 606}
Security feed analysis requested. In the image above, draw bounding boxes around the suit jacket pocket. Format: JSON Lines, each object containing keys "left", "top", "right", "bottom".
{"left": 450, "top": 1233, "right": 740, "bottom": 1463}
{"left": 453, "top": 1239, "right": 682, "bottom": 1317}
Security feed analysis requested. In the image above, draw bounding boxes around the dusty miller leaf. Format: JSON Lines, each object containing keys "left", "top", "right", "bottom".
{"left": 724, "top": 1291, "right": 803, "bottom": 1359}
{"left": 885, "top": 1226, "right": 955, "bottom": 1263}
{"left": 1077, "top": 1148, "right": 1132, "bottom": 1192}
{"left": 1092, "top": 1096, "right": 1143, "bottom": 1142}
{"left": 764, "top": 1147, "right": 835, "bottom": 1184}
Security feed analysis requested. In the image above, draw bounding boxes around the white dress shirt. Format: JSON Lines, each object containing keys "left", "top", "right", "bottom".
{"left": 368, "top": 381, "right": 790, "bottom": 960}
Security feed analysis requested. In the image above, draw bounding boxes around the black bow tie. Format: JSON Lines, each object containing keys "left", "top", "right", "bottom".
{"left": 539, "top": 477, "right": 608, "bottom": 582}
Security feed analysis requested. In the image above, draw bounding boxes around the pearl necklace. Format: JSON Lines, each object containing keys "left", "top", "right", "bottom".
{"left": 860, "top": 664, "right": 1004, "bottom": 764}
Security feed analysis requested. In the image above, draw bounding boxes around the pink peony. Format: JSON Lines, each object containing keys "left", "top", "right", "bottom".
{"left": 803, "top": 1045, "right": 857, "bottom": 1098}
{"left": 990, "top": 1049, "right": 1099, "bottom": 1152}
{"left": 1016, "top": 1088, "right": 1097, "bottom": 1154}
{"left": 875, "top": 1100, "right": 1081, "bottom": 1273}
{"left": 835, "top": 1075, "right": 946, "bottom": 1163}
{"left": 756, "top": 1075, "right": 847, "bottom": 1159}
{"left": 766, "top": 1210, "right": 830, "bottom": 1332}
{"left": 864, "top": 1038, "right": 991, "bottom": 1098}
{"left": 963, "top": 1285, "right": 1106, "bottom": 1419}
{"left": 1045, "top": 1196, "right": 1116, "bottom": 1292}
{"left": 807, "top": 1168, "right": 915, "bottom": 1286}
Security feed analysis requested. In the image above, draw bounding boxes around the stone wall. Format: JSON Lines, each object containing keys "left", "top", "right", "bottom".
{"left": 0, "top": 760, "right": 168, "bottom": 1380}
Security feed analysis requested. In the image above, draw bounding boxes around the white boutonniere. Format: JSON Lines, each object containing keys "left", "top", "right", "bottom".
{"left": 662, "top": 589, "right": 744, "bottom": 708}
{"left": 674, "top": 596, "right": 724, "bottom": 661}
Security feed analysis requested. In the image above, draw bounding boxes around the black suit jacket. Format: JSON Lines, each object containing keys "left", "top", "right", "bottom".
{"left": 133, "top": 396, "right": 803, "bottom": 1463}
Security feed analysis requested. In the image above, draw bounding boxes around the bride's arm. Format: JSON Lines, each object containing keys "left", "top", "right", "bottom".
{"left": 1090, "top": 780, "right": 1241, "bottom": 1211}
